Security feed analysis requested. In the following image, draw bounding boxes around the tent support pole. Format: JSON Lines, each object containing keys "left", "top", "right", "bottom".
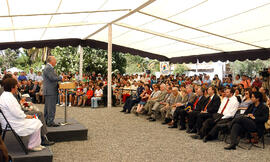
{"left": 78, "top": 45, "right": 83, "bottom": 80}
{"left": 107, "top": 24, "right": 112, "bottom": 108}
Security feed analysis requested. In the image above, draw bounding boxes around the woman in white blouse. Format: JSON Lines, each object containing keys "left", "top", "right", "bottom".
{"left": 91, "top": 85, "right": 103, "bottom": 108}
{"left": 0, "top": 78, "right": 43, "bottom": 151}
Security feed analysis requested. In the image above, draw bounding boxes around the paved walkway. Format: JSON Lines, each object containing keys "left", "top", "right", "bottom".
{"left": 37, "top": 105, "right": 270, "bottom": 162}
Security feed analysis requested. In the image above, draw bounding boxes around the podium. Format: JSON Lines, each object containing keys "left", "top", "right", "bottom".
{"left": 59, "top": 82, "right": 76, "bottom": 125}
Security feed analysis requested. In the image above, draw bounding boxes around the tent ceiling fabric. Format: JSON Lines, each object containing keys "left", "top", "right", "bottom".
{"left": 0, "top": 0, "right": 270, "bottom": 63}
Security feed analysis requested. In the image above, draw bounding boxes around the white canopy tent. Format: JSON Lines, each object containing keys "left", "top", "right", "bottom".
{"left": 1, "top": 0, "right": 270, "bottom": 57}
{"left": 1, "top": 0, "right": 270, "bottom": 107}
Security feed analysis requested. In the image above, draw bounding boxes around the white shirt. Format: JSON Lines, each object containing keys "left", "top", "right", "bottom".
{"left": 151, "top": 90, "right": 161, "bottom": 98}
{"left": 75, "top": 74, "right": 80, "bottom": 81}
{"left": 218, "top": 96, "right": 239, "bottom": 119}
{"left": 193, "top": 80, "right": 202, "bottom": 85}
{"left": 27, "top": 73, "right": 36, "bottom": 80}
{"left": 36, "top": 75, "right": 43, "bottom": 82}
{"left": 94, "top": 89, "right": 103, "bottom": 97}
{"left": 233, "top": 79, "right": 241, "bottom": 85}
{"left": 131, "top": 85, "right": 138, "bottom": 91}
{"left": 0, "top": 91, "right": 42, "bottom": 136}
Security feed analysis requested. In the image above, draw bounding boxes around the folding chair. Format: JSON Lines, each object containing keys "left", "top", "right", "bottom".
{"left": 217, "top": 123, "right": 230, "bottom": 144}
{"left": 0, "top": 109, "right": 28, "bottom": 154}
{"left": 247, "top": 129, "right": 265, "bottom": 150}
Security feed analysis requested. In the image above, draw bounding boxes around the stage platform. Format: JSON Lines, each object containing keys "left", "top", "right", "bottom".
{"left": 47, "top": 118, "right": 88, "bottom": 142}
{"left": 4, "top": 132, "right": 53, "bottom": 162}
{"left": 4, "top": 118, "right": 87, "bottom": 162}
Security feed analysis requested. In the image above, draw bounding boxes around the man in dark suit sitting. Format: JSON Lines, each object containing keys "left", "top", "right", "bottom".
{"left": 43, "top": 56, "right": 62, "bottom": 127}
{"left": 168, "top": 85, "right": 196, "bottom": 129}
{"left": 202, "top": 88, "right": 239, "bottom": 142}
{"left": 120, "top": 81, "right": 144, "bottom": 113}
{"left": 224, "top": 91, "right": 269, "bottom": 150}
{"left": 190, "top": 86, "right": 221, "bottom": 139}
{"left": 177, "top": 86, "right": 207, "bottom": 131}
{"left": 29, "top": 80, "right": 40, "bottom": 103}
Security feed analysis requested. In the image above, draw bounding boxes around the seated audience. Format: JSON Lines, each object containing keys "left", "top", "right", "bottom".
{"left": 0, "top": 78, "right": 44, "bottom": 151}
{"left": 36, "top": 81, "right": 44, "bottom": 104}
{"left": 237, "top": 89, "right": 253, "bottom": 115}
{"left": 136, "top": 84, "right": 152, "bottom": 114}
{"left": 83, "top": 84, "right": 94, "bottom": 107}
{"left": 147, "top": 86, "right": 172, "bottom": 120}
{"left": 29, "top": 80, "right": 40, "bottom": 103}
{"left": 144, "top": 84, "right": 167, "bottom": 115}
{"left": 122, "top": 82, "right": 132, "bottom": 103}
{"left": 190, "top": 86, "right": 221, "bottom": 138}
{"left": 91, "top": 85, "right": 103, "bottom": 108}
{"left": 201, "top": 88, "right": 239, "bottom": 142}
{"left": 224, "top": 92, "right": 269, "bottom": 150}
{"left": 159, "top": 87, "right": 182, "bottom": 123}
{"left": 120, "top": 81, "right": 144, "bottom": 113}
{"left": 169, "top": 85, "right": 196, "bottom": 129}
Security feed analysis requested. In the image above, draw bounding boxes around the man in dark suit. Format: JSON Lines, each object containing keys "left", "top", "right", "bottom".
{"left": 43, "top": 56, "right": 62, "bottom": 127}
{"left": 102, "top": 84, "right": 116, "bottom": 107}
{"left": 29, "top": 80, "right": 40, "bottom": 103}
{"left": 225, "top": 92, "right": 269, "bottom": 150}
{"left": 168, "top": 85, "right": 196, "bottom": 129}
{"left": 202, "top": 88, "right": 239, "bottom": 142}
{"left": 19, "top": 79, "right": 30, "bottom": 95}
{"left": 177, "top": 86, "right": 207, "bottom": 131}
{"left": 120, "top": 81, "right": 144, "bottom": 113}
{"left": 191, "top": 86, "right": 221, "bottom": 139}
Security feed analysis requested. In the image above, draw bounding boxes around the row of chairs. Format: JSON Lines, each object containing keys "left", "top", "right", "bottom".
{"left": 217, "top": 120, "right": 265, "bottom": 150}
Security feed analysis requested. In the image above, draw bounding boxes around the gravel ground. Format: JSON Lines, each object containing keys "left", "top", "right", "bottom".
{"left": 37, "top": 104, "right": 270, "bottom": 162}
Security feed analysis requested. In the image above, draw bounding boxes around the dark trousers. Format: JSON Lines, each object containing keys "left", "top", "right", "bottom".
{"left": 201, "top": 114, "right": 232, "bottom": 139}
{"left": 172, "top": 106, "right": 185, "bottom": 126}
{"left": 123, "top": 97, "right": 140, "bottom": 112}
{"left": 187, "top": 111, "right": 200, "bottom": 129}
{"left": 103, "top": 95, "right": 116, "bottom": 107}
{"left": 29, "top": 92, "right": 36, "bottom": 103}
{"left": 196, "top": 113, "right": 212, "bottom": 133}
{"left": 44, "top": 95, "right": 58, "bottom": 125}
{"left": 178, "top": 109, "right": 188, "bottom": 128}
{"left": 230, "top": 116, "right": 257, "bottom": 145}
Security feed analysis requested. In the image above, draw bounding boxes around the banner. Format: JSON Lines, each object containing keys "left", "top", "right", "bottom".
{"left": 160, "top": 62, "right": 170, "bottom": 75}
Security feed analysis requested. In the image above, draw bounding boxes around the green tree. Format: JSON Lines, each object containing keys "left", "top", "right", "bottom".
{"left": 15, "top": 53, "right": 30, "bottom": 70}
{"left": 124, "top": 54, "right": 160, "bottom": 74}
{"left": 83, "top": 47, "right": 127, "bottom": 75}
{"left": 148, "top": 60, "right": 160, "bottom": 74}
{"left": 1, "top": 48, "right": 19, "bottom": 70}
{"left": 229, "top": 59, "right": 270, "bottom": 77}
{"left": 51, "top": 46, "right": 79, "bottom": 74}
{"left": 0, "top": 54, "right": 3, "bottom": 67}
{"left": 14, "top": 48, "right": 47, "bottom": 72}
{"left": 124, "top": 54, "right": 145, "bottom": 74}
{"left": 50, "top": 46, "right": 127, "bottom": 75}
{"left": 173, "top": 64, "right": 189, "bottom": 75}
{"left": 111, "top": 51, "right": 127, "bottom": 74}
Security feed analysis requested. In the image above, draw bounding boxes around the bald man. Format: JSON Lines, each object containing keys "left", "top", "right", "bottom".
{"left": 43, "top": 56, "right": 62, "bottom": 127}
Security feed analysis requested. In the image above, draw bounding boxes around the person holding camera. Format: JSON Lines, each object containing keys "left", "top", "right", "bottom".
{"left": 262, "top": 67, "right": 270, "bottom": 92}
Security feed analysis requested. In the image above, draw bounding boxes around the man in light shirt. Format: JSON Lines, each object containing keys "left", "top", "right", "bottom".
{"left": 27, "top": 68, "right": 36, "bottom": 81}
{"left": 74, "top": 71, "right": 80, "bottom": 81}
{"left": 232, "top": 74, "right": 241, "bottom": 86}
{"left": 35, "top": 71, "right": 43, "bottom": 82}
{"left": 201, "top": 88, "right": 239, "bottom": 142}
